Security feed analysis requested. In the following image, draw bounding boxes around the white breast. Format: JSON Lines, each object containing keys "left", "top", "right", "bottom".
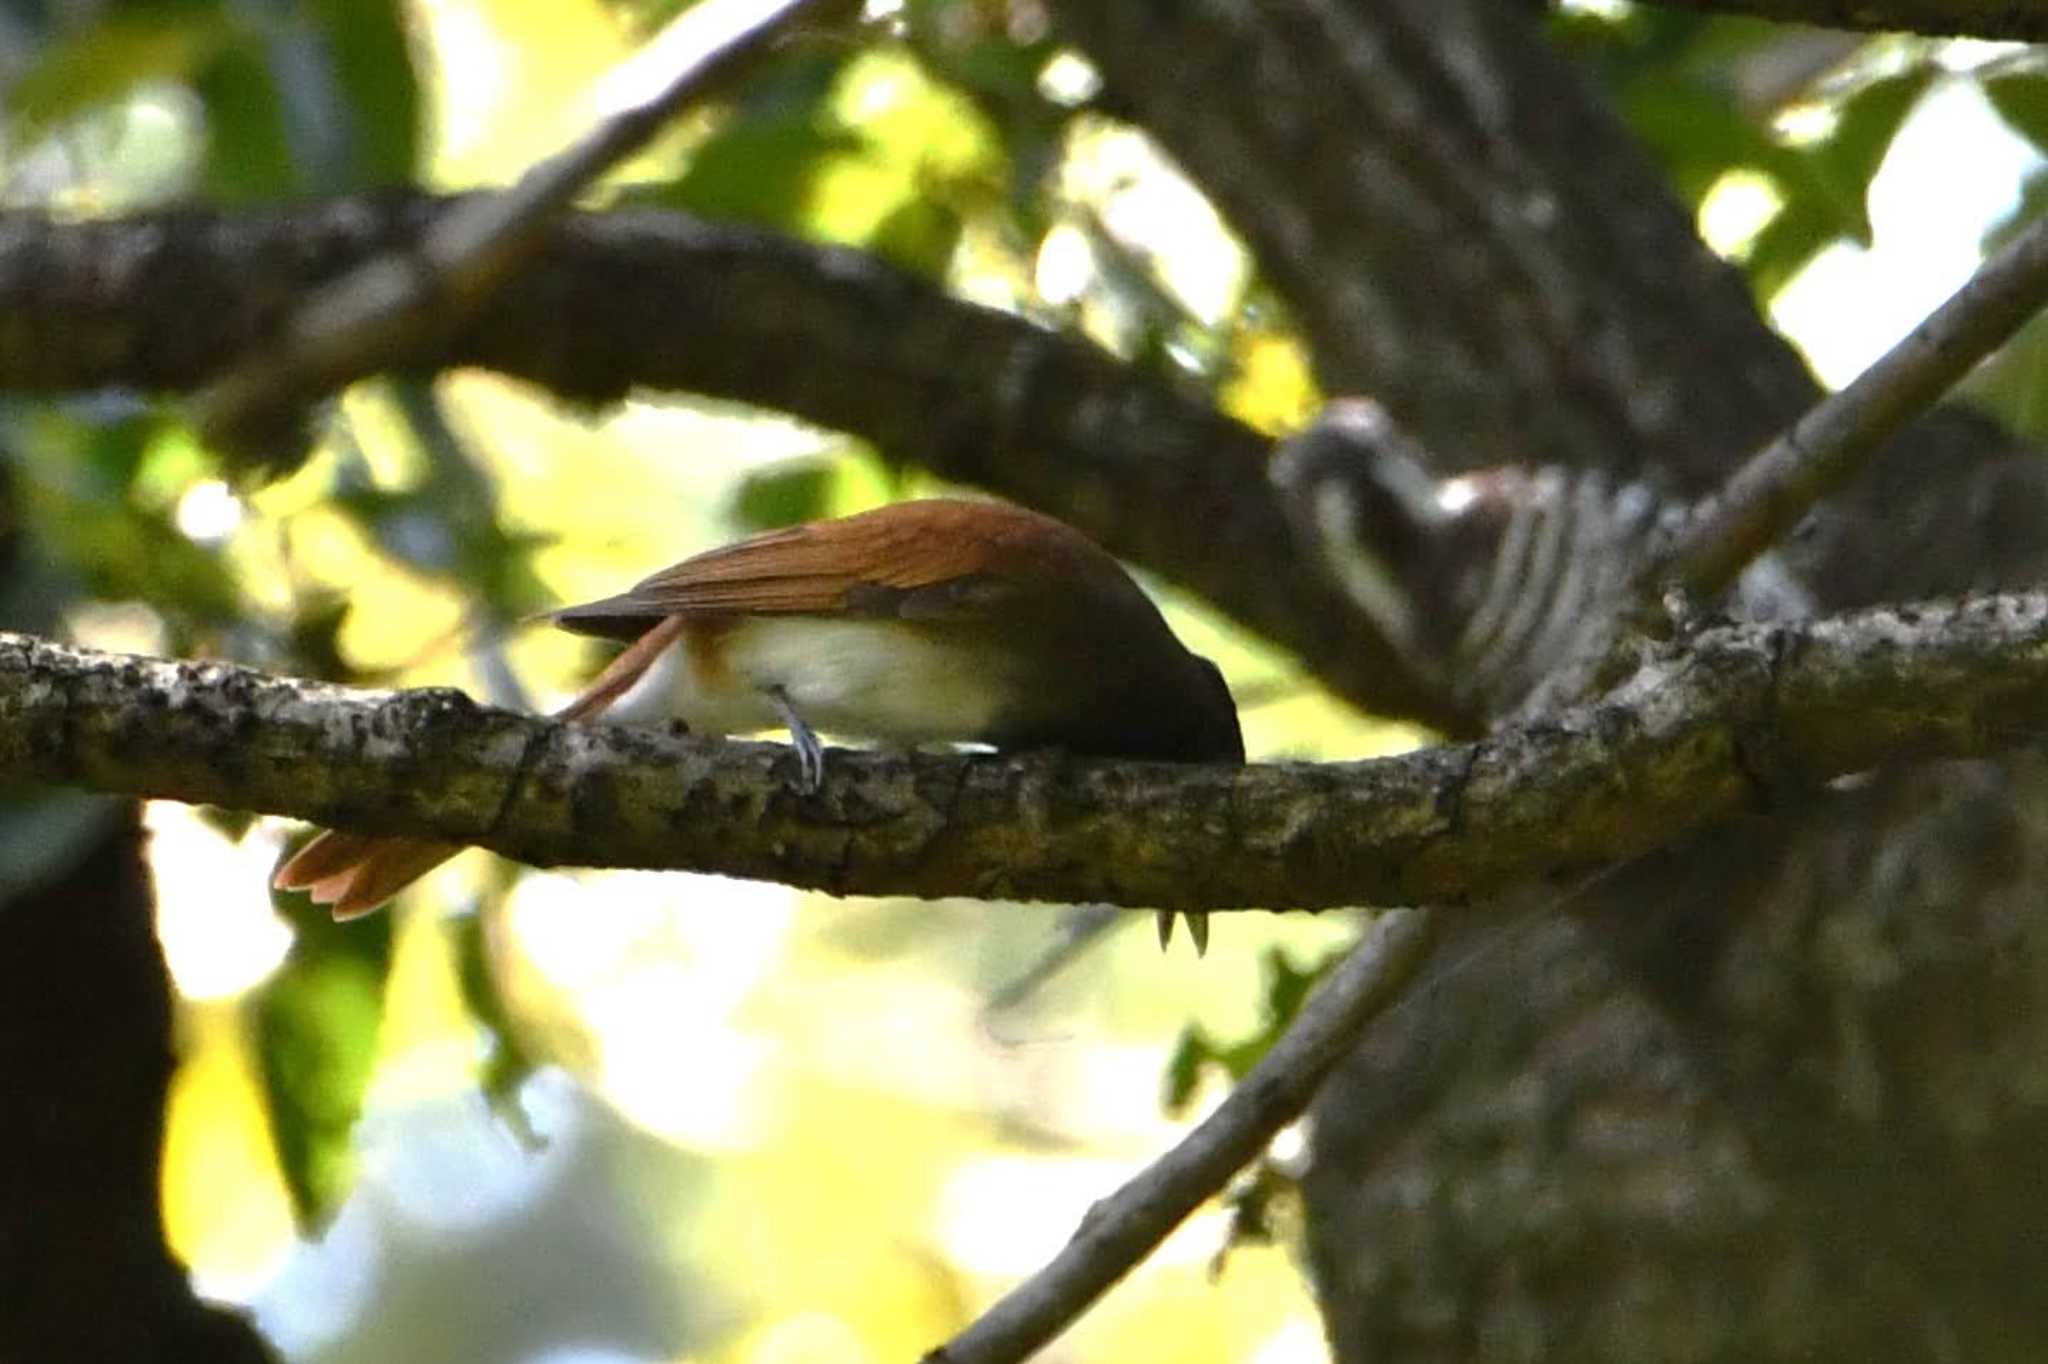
{"left": 602, "top": 617, "right": 1022, "bottom": 744}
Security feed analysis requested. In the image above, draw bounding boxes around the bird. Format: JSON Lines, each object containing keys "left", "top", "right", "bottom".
{"left": 274, "top": 497, "right": 1244, "bottom": 950}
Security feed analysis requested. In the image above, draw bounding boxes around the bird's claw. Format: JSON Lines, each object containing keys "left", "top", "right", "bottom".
{"left": 766, "top": 685, "right": 826, "bottom": 794}
{"left": 1155, "top": 910, "right": 1210, "bottom": 955}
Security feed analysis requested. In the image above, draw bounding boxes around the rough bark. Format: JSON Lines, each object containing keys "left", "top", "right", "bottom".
{"left": 1042, "top": 1, "right": 2048, "bottom": 1360}
{"left": 8, "top": 593, "right": 2048, "bottom": 915}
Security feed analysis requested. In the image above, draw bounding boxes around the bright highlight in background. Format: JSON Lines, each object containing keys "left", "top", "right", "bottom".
{"left": 174, "top": 479, "right": 245, "bottom": 543}
{"left": 1772, "top": 80, "right": 2041, "bottom": 387}
{"left": 148, "top": 805, "right": 293, "bottom": 1000}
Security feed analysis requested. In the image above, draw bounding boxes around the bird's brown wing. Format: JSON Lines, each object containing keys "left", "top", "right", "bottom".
{"left": 551, "top": 499, "right": 1093, "bottom": 638}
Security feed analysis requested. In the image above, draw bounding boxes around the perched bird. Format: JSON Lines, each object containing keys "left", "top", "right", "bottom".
{"left": 275, "top": 498, "right": 1243, "bottom": 949}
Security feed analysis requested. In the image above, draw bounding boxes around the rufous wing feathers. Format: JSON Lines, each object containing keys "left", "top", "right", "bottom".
{"left": 551, "top": 499, "right": 1102, "bottom": 632}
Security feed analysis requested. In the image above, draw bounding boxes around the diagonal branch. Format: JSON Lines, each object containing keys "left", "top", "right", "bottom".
{"left": 925, "top": 906, "right": 1436, "bottom": 1364}
{"left": 192, "top": 0, "right": 840, "bottom": 462}
{"left": 1648, "top": 209, "right": 2048, "bottom": 601}
{"left": 9, "top": 592, "right": 2048, "bottom": 912}
{"left": 1640, "top": 0, "right": 2048, "bottom": 41}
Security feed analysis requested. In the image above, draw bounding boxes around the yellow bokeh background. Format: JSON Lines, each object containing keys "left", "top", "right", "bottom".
{"left": 134, "top": 2, "right": 1412, "bottom": 1360}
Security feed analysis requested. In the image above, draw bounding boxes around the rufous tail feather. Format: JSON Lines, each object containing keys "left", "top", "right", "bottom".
{"left": 273, "top": 615, "right": 689, "bottom": 919}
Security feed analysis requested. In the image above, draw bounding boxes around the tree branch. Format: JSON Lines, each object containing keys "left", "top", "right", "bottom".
{"left": 193, "top": 0, "right": 838, "bottom": 462}
{"left": 0, "top": 199, "right": 1442, "bottom": 728}
{"left": 9, "top": 593, "right": 2048, "bottom": 911}
{"left": 1640, "top": 0, "right": 2048, "bottom": 41}
{"left": 925, "top": 906, "right": 1436, "bottom": 1364}
{"left": 1651, "top": 209, "right": 2048, "bottom": 600}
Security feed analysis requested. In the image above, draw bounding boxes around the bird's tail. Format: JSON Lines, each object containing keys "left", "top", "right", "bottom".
{"left": 272, "top": 614, "right": 688, "bottom": 919}
{"left": 273, "top": 832, "right": 464, "bottom": 920}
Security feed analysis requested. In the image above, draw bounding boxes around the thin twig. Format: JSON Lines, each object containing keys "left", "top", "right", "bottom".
{"left": 925, "top": 907, "right": 1437, "bottom": 1364}
{"left": 981, "top": 905, "right": 1124, "bottom": 1021}
{"left": 193, "top": 0, "right": 837, "bottom": 461}
{"left": 1647, "top": 209, "right": 2048, "bottom": 600}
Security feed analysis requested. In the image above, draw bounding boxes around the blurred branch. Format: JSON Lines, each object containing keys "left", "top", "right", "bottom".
{"left": 1646, "top": 210, "right": 2048, "bottom": 603}
{"left": 982, "top": 904, "right": 1123, "bottom": 1019}
{"left": 12, "top": 592, "right": 2048, "bottom": 909}
{"left": 0, "top": 199, "right": 1444, "bottom": 728}
{"left": 1640, "top": 0, "right": 2048, "bottom": 41}
{"left": 928, "top": 907, "right": 1436, "bottom": 1364}
{"left": 192, "top": 0, "right": 841, "bottom": 465}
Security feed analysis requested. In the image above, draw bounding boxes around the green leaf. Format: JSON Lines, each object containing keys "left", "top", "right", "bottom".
{"left": 1806, "top": 66, "right": 1933, "bottom": 247}
{"left": 1984, "top": 72, "right": 2048, "bottom": 153}
{"left": 1160, "top": 943, "right": 1352, "bottom": 1118}
{"left": 1961, "top": 307, "right": 2048, "bottom": 438}
{"left": 1738, "top": 197, "right": 1840, "bottom": 302}
{"left": 1259, "top": 945, "right": 1319, "bottom": 1031}
{"left": 727, "top": 457, "right": 837, "bottom": 532}
{"left": 5, "top": 4, "right": 231, "bottom": 140}
{"left": 1983, "top": 165, "right": 2048, "bottom": 257}
{"left": 16, "top": 407, "right": 244, "bottom": 632}
{"left": 193, "top": 40, "right": 301, "bottom": 200}
{"left": 625, "top": 43, "right": 856, "bottom": 229}
{"left": 284, "top": 589, "right": 357, "bottom": 681}
{"left": 308, "top": 0, "right": 423, "bottom": 183}
{"left": 1162, "top": 1025, "right": 1215, "bottom": 1116}
{"left": 196, "top": 805, "right": 258, "bottom": 842}
{"left": 1623, "top": 79, "right": 1807, "bottom": 211}
{"left": 250, "top": 874, "right": 395, "bottom": 1228}
{"left": 453, "top": 910, "right": 544, "bottom": 1143}
{"left": 1213, "top": 1158, "right": 1298, "bottom": 1277}
{"left": 663, "top": 109, "right": 866, "bottom": 232}
{"left": 867, "top": 194, "right": 963, "bottom": 278}
{"left": 189, "top": 0, "right": 421, "bottom": 199}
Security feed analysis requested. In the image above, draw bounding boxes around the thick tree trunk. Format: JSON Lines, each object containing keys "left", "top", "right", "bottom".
{"left": 0, "top": 798, "right": 275, "bottom": 1362}
{"left": 0, "top": 443, "right": 271, "bottom": 1360}
{"left": 1045, "top": 1, "right": 2048, "bottom": 1358}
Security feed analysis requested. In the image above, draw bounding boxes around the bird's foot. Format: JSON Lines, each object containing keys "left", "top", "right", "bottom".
{"left": 765, "top": 685, "right": 826, "bottom": 794}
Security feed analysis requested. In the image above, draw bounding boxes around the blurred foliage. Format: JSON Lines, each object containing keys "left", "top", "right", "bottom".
{"left": 726, "top": 454, "right": 840, "bottom": 532}
{"left": 2, "top": 399, "right": 242, "bottom": 653}
{"left": 1965, "top": 65, "right": 2048, "bottom": 437}
{"left": 1162, "top": 943, "right": 1336, "bottom": 1270}
{"left": 1212, "top": 1156, "right": 1300, "bottom": 1278}
{"left": 453, "top": 906, "right": 546, "bottom": 1145}
{"left": 1560, "top": 10, "right": 1943, "bottom": 302}
{"left": 252, "top": 861, "right": 395, "bottom": 1228}
{"left": 1162, "top": 944, "right": 1335, "bottom": 1117}
{"left": 4, "top": 0, "right": 420, "bottom": 198}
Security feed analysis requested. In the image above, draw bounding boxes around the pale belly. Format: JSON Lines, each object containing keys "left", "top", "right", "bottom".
{"left": 602, "top": 617, "right": 1026, "bottom": 744}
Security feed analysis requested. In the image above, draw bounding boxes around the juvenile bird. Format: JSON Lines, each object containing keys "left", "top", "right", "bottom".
{"left": 275, "top": 498, "right": 1243, "bottom": 949}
